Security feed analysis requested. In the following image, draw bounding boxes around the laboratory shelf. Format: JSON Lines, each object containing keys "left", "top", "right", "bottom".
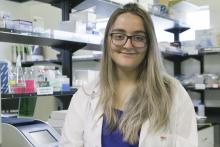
{"left": 20, "top": 60, "right": 62, "bottom": 67}
{"left": 163, "top": 50, "right": 220, "bottom": 80}
{"left": 0, "top": 28, "right": 87, "bottom": 51}
{"left": 18, "top": 57, "right": 100, "bottom": 67}
{"left": 1, "top": 88, "right": 78, "bottom": 99}
{"left": 72, "top": 55, "right": 101, "bottom": 62}
{"left": 185, "top": 86, "right": 220, "bottom": 91}
{"left": 0, "top": 27, "right": 102, "bottom": 85}
{"left": 164, "top": 50, "right": 220, "bottom": 110}
{"left": 163, "top": 53, "right": 203, "bottom": 60}
{"left": 0, "top": 26, "right": 102, "bottom": 109}
{"left": 163, "top": 50, "right": 220, "bottom": 58}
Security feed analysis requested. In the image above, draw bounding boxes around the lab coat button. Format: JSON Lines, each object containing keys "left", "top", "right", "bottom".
{"left": 91, "top": 91, "right": 95, "bottom": 99}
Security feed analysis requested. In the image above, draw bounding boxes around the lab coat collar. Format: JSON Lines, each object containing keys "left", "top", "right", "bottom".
{"left": 84, "top": 79, "right": 104, "bottom": 124}
{"left": 91, "top": 93, "right": 103, "bottom": 123}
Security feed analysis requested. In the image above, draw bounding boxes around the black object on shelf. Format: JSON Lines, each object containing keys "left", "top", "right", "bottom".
{"left": 163, "top": 53, "right": 204, "bottom": 75}
{"left": 165, "top": 24, "right": 190, "bottom": 47}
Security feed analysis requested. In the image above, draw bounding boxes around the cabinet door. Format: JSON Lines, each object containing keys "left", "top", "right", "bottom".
{"left": 198, "top": 126, "right": 214, "bottom": 147}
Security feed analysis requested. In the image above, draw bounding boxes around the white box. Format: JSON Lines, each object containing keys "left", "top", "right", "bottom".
{"left": 13, "top": 19, "right": 32, "bottom": 32}
{"left": 69, "top": 10, "right": 96, "bottom": 34}
{"left": 73, "top": 70, "right": 99, "bottom": 87}
{"left": 0, "top": 18, "right": 5, "bottom": 28}
{"left": 69, "top": 10, "right": 96, "bottom": 23}
{"left": 59, "top": 20, "right": 87, "bottom": 34}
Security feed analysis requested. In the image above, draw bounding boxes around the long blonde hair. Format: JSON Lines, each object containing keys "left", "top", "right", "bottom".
{"left": 99, "top": 3, "right": 174, "bottom": 144}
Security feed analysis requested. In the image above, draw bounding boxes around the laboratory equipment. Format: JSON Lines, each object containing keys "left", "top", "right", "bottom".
{"left": 2, "top": 117, "right": 60, "bottom": 147}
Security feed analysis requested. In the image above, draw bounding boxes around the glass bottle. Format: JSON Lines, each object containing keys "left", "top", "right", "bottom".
{"left": 18, "top": 66, "right": 36, "bottom": 117}
{"left": 8, "top": 65, "right": 16, "bottom": 93}
{"left": 24, "top": 67, "right": 35, "bottom": 93}
{"left": 14, "top": 54, "right": 26, "bottom": 93}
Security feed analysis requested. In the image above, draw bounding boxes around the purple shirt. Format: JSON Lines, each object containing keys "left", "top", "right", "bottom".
{"left": 101, "top": 110, "right": 139, "bottom": 147}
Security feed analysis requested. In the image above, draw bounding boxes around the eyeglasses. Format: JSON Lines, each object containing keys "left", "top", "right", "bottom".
{"left": 109, "top": 33, "right": 147, "bottom": 48}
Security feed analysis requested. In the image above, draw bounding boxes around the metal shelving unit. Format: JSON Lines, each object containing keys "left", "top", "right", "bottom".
{"left": 163, "top": 51, "right": 220, "bottom": 106}
{"left": 0, "top": 27, "right": 101, "bottom": 109}
{"left": 0, "top": 28, "right": 102, "bottom": 85}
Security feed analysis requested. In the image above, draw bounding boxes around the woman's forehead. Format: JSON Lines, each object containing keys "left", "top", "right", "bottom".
{"left": 110, "top": 13, "right": 145, "bottom": 33}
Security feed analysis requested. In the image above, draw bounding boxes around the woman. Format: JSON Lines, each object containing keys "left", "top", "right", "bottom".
{"left": 60, "top": 3, "right": 198, "bottom": 147}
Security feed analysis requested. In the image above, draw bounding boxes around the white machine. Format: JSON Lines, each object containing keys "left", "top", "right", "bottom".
{"left": 2, "top": 117, "right": 60, "bottom": 147}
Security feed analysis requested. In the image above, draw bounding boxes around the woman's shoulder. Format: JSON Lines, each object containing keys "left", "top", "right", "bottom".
{"left": 164, "top": 74, "right": 193, "bottom": 108}
{"left": 162, "top": 73, "right": 189, "bottom": 101}
{"left": 71, "top": 77, "right": 100, "bottom": 104}
{"left": 68, "top": 77, "right": 100, "bottom": 109}
{"left": 81, "top": 77, "right": 100, "bottom": 95}
{"left": 163, "top": 73, "right": 182, "bottom": 89}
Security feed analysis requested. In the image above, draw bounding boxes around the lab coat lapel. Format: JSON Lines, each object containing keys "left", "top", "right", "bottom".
{"left": 91, "top": 97, "right": 103, "bottom": 124}
{"left": 89, "top": 91, "right": 103, "bottom": 147}
{"left": 139, "top": 120, "right": 150, "bottom": 146}
{"left": 89, "top": 87, "right": 103, "bottom": 127}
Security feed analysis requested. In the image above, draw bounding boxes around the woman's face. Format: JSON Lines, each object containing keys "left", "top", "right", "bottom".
{"left": 109, "top": 12, "right": 147, "bottom": 71}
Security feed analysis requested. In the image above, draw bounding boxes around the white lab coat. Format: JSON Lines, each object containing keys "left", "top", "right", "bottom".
{"left": 59, "top": 78, "right": 198, "bottom": 147}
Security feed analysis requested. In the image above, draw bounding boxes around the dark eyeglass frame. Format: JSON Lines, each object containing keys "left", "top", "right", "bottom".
{"left": 109, "top": 32, "right": 147, "bottom": 48}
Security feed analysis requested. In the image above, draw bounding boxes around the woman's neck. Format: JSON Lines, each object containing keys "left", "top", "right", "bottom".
{"left": 116, "top": 66, "right": 138, "bottom": 82}
{"left": 114, "top": 67, "right": 137, "bottom": 110}
{"left": 114, "top": 81, "right": 136, "bottom": 110}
